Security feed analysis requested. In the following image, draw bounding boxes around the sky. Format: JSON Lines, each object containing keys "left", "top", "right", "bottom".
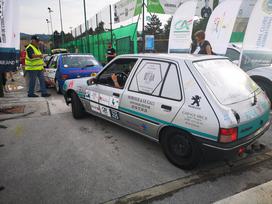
{"left": 20, "top": 0, "right": 119, "bottom": 34}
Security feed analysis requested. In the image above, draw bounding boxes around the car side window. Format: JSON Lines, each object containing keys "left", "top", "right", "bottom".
{"left": 161, "top": 64, "right": 182, "bottom": 100}
{"left": 129, "top": 60, "right": 169, "bottom": 95}
{"left": 49, "top": 56, "right": 58, "bottom": 69}
{"left": 97, "top": 58, "right": 138, "bottom": 89}
{"left": 226, "top": 48, "right": 240, "bottom": 62}
{"left": 129, "top": 60, "right": 182, "bottom": 101}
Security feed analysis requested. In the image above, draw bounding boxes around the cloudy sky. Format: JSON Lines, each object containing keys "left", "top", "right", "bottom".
{"left": 20, "top": 0, "right": 119, "bottom": 34}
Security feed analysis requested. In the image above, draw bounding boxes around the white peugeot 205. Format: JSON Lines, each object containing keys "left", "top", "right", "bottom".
{"left": 63, "top": 54, "right": 271, "bottom": 169}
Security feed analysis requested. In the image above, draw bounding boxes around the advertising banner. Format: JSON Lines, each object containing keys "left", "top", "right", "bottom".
{"left": 113, "top": 0, "right": 142, "bottom": 24}
{"left": 0, "top": 0, "right": 19, "bottom": 71}
{"left": 145, "top": 35, "right": 155, "bottom": 50}
{"left": 168, "top": 0, "right": 197, "bottom": 53}
{"left": 205, "top": 0, "right": 242, "bottom": 55}
{"left": 147, "top": 0, "right": 213, "bottom": 18}
{"left": 240, "top": 0, "right": 272, "bottom": 69}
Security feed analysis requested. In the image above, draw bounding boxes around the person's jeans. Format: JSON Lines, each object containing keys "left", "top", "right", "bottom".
{"left": 28, "top": 70, "right": 47, "bottom": 95}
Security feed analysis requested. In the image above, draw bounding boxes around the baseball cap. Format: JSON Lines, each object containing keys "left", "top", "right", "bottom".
{"left": 31, "top": 35, "right": 40, "bottom": 41}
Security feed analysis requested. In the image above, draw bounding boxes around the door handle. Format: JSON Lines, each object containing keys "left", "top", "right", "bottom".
{"left": 113, "top": 93, "right": 120, "bottom": 97}
{"left": 161, "top": 105, "right": 172, "bottom": 111}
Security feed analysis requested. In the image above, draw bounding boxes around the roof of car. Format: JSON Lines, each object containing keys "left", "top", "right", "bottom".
{"left": 118, "top": 53, "right": 227, "bottom": 62}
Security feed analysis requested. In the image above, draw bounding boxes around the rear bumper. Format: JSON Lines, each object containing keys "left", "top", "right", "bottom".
{"left": 196, "top": 119, "right": 271, "bottom": 155}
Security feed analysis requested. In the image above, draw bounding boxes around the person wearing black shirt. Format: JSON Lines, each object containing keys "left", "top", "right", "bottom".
{"left": 191, "top": 30, "right": 213, "bottom": 55}
{"left": 106, "top": 43, "right": 116, "bottom": 63}
{"left": 201, "top": 0, "right": 212, "bottom": 18}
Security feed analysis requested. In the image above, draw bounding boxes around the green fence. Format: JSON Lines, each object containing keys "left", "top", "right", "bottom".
{"left": 62, "top": 23, "right": 138, "bottom": 63}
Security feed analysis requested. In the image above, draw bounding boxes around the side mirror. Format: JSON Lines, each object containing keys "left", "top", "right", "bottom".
{"left": 87, "top": 77, "right": 97, "bottom": 86}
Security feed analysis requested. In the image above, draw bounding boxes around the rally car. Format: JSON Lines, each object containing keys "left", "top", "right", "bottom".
{"left": 226, "top": 44, "right": 272, "bottom": 104}
{"left": 63, "top": 54, "right": 271, "bottom": 169}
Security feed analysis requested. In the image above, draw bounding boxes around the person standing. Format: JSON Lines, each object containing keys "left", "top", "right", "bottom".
{"left": 191, "top": 30, "right": 213, "bottom": 55}
{"left": 25, "top": 35, "right": 50, "bottom": 97}
{"left": 106, "top": 43, "right": 116, "bottom": 63}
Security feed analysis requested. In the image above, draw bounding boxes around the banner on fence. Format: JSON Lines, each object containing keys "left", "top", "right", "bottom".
{"left": 168, "top": 0, "right": 197, "bottom": 53}
{"left": 113, "top": 0, "right": 142, "bottom": 23}
{"left": 147, "top": 0, "right": 213, "bottom": 18}
{"left": 0, "top": 0, "right": 19, "bottom": 71}
{"left": 205, "top": 0, "right": 242, "bottom": 55}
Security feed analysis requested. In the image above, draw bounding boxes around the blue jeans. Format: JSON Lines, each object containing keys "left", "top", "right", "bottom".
{"left": 27, "top": 70, "right": 47, "bottom": 95}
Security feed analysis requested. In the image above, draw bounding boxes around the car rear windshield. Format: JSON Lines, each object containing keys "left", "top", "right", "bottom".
{"left": 193, "top": 59, "right": 259, "bottom": 105}
{"left": 240, "top": 50, "right": 272, "bottom": 71}
{"left": 62, "top": 55, "right": 99, "bottom": 68}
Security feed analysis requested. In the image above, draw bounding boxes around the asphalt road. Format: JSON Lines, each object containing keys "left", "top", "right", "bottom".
{"left": 0, "top": 90, "right": 272, "bottom": 204}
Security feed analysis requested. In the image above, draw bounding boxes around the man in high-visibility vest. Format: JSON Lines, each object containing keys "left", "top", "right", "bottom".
{"left": 25, "top": 35, "right": 50, "bottom": 97}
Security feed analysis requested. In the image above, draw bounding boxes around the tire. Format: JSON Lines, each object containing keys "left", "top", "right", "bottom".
{"left": 161, "top": 128, "right": 201, "bottom": 170}
{"left": 71, "top": 92, "right": 85, "bottom": 119}
{"left": 55, "top": 79, "right": 62, "bottom": 94}
{"left": 256, "top": 80, "right": 272, "bottom": 107}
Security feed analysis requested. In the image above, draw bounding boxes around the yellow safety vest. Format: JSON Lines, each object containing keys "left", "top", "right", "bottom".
{"left": 25, "top": 44, "right": 44, "bottom": 71}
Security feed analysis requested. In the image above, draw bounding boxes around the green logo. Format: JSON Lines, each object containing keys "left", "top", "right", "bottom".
{"left": 174, "top": 19, "right": 193, "bottom": 33}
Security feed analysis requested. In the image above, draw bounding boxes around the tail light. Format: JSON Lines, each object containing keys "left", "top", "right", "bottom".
{"left": 61, "top": 74, "right": 69, "bottom": 80}
{"left": 219, "top": 127, "right": 238, "bottom": 143}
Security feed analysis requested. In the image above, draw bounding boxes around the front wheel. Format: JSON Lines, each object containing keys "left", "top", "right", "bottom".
{"left": 71, "top": 92, "right": 85, "bottom": 119}
{"left": 161, "top": 128, "right": 202, "bottom": 170}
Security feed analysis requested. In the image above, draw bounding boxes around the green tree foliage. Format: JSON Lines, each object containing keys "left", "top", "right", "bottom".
{"left": 145, "top": 15, "right": 163, "bottom": 35}
{"left": 163, "top": 17, "right": 172, "bottom": 37}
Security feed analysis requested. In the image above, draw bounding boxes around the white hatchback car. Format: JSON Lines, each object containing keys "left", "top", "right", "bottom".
{"left": 63, "top": 54, "right": 271, "bottom": 169}
{"left": 226, "top": 44, "right": 272, "bottom": 104}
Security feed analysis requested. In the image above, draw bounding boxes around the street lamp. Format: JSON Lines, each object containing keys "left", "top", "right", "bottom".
{"left": 83, "top": 0, "right": 89, "bottom": 53}
{"left": 48, "top": 7, "right": 54, "bottom": 48}
{"left": 46, "top": 19, "right": 50, "bottom": 35}
{"left": 58, "top": 0, "right": 65, "bottom": 45}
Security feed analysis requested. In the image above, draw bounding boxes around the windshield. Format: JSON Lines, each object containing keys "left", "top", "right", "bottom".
{"left": 194, "top": 59, "right": 259, "bottom": 105}
{"left": 62, "top": 55, "right": 99, "bottom": 68}
{"left": 241, "top": 50, "right": 272, "bottom": 71}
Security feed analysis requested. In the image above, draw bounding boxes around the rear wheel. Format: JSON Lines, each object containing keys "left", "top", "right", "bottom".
{"left": 71, "top": 92, "right": 85, "bottom": 119}
{"left": 256, "top": 80, "right": 272, "bottom": 107}
{"left": 161, "top": 128, "right": 201, "bottom": 170}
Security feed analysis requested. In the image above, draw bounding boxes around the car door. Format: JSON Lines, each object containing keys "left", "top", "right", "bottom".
{"left": 46, "top": 55, "right": 59, "bottom": 86}
{"left": 120, "top": 59, "right": 184, "bottom": 139}
{"left": 84, "top": 58, "right": 139, "bottom": 122}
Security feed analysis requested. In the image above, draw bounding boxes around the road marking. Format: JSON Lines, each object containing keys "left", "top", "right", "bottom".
{"left": 103, "top": 150, "right": 272, "bottom": 204}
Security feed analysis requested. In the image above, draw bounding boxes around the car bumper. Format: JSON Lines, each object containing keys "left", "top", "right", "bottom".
{"left": 196, "top": 119, "right": 271, "bottom": 157}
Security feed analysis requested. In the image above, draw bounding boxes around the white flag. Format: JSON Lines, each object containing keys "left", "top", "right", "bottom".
{"left": 205, "top": 0, "right": 242, "bottom": 55}
{"left": 168, "top": 1, "right": 197, "bottom": 53}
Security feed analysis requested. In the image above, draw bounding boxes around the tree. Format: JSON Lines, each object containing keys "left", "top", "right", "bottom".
{"left": 163, "top": 17, "right": 172, "bottom": 37}
{"left": 95, "top": 21, "right": 105, "bottom": 34}
{"left": 145, "top": 15, "right": 163, "bottom": 35}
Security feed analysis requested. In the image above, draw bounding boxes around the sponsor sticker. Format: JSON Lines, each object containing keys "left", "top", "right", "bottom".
{"left": 90, "top": 91, "right": 99, "bottom": 102}
{"left": 109, "top": 96, "right": 120, "bottom": 109}
{"left": 85, "top": 90, "right": 91, "bottom": 99}
{"left": 99, "top": 94, "right": 110, "bottom": 106}
{"left": 110, "top": 109, "right": 120, "bottom": 120}
{"left": 90, "top": 102, "right": 100, "bottom": 113}
{"left": 100, "top": 106, "right": 111, "bottom": 117}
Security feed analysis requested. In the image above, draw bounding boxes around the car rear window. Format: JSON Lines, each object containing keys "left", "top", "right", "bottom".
{"left": 62, "top": 55, "right": 99, "bottom": 68}
{"left": 193, "top": 59, "right": 259, "bottom": 105}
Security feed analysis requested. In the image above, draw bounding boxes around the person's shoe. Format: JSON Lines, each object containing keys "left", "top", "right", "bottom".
{"left": 28, "top": 94, "right": 39, "bottom": 97}
{"left": 41, "top": 93, "right": 51, "bottom": 97}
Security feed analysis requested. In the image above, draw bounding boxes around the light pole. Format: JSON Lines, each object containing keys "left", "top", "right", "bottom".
{"left": 48, "top": 7, "right": 54, "bottom": 48}
{"left": 83, "top": 0, "right": 89, "bottom": 53}
{"left": 46, "top": 19, "right": 50, "bottom": 35}
{"left": 58, "top": 0, "right": 64, "bottom": 45}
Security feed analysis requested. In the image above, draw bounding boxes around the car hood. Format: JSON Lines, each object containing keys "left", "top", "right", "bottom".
{"left": 247, "top": 66, "right": 272, "bottom": 81}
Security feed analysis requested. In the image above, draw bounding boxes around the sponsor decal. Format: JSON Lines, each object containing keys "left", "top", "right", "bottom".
{"left": 110, "top": 109, "right": 120, "bottom": 120}
{"left": 182, "top": 111, "right": 208, "bottom": 128}
{"left": 90, "top": 91, "right": 99, "bottom": 102}
{"left": 110, "top": 96, "right": 120, "bottom": 109}
{"left": 128, "top": 95, "right": 155, "bottom": 113}
{"left": 85, "top": 90, "right": 91, "bottom": 99}
{"left": 191, "top": 95, "right": 201, "bottom": 107}
{"left": 100, "top": 106, "right": 111, "bottom": 117}
{"left": 68, "top": 80, "right": 74, "bottom": 89}
{"left": 126, "top": 120, "right": 148, "bottom": 131}
{"left": 99, "top": 94, "right": 110, "bottom": 106}
{"left": 90, "top": 102, "right": 100, "bottom": 113}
